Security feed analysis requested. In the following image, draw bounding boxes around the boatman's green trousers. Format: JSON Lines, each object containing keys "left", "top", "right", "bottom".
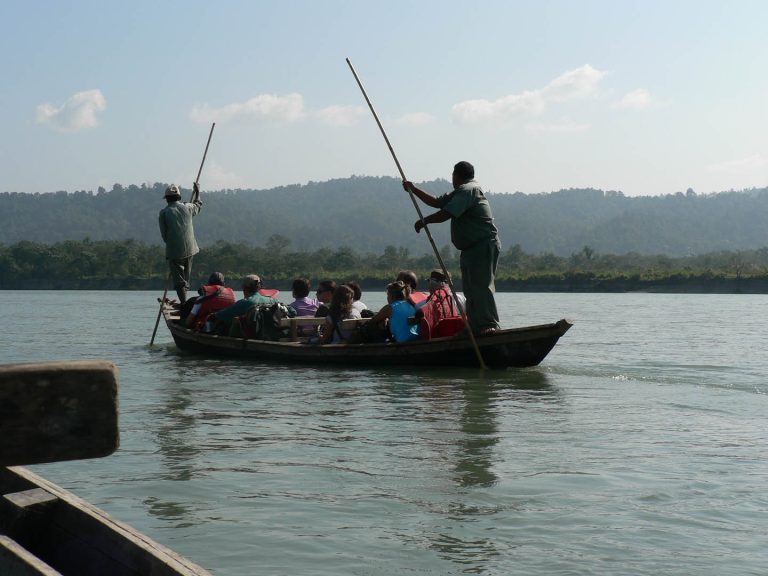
{"left": 460, "top": 239, "right": 501, "bottom": 332}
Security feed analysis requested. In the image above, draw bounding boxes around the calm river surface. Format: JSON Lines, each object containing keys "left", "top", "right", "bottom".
{"left": 1, "top": 291, "right": 767, "bottom": 575}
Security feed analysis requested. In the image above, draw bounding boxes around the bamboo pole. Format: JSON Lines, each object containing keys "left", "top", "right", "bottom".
{"left": 149, "top": 274, "right": 171, "bottom": 346}
{"left": 191, "top": 123, "right": 215, "bottom": 203}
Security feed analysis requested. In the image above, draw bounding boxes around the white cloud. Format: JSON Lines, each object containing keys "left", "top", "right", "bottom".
{"left": 542, "top": 65, "right": 607, "bottom": 102}
{"left": 190, "top": 93, "right": 305, "bottom": 123}
{"left": 707, "top": 153, "right": 768, "bottom": 174}
{"left": 314, "top": 105, "right": 365, "bottom": 127}
{"left": 397, "top": 112, "right": 436, "bottom": 126}
{"left": 525, "top": 121, "right": 590, "bottom": 133}
{"left": 452, "top": 91, "right": 545, "bottom": 123}
{"left": 452, "top": 64, "right": 606, "bottom": 124}
{"left": 614, "top": 88, "right": 652, "bottom": 109}
{"left": 36, "top": 89, "right": 106, "bottom": 132}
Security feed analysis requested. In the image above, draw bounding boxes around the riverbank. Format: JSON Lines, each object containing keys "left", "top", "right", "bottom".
{"left": 496, "top": 275, "right": 768, "bottom": 293}
{"left": 3, "top": 275, "right": 768, "bottom": 293}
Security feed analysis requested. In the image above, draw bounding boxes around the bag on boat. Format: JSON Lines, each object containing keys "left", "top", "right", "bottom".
{"left": 352, "top": 319, "right": 390, "bottom": 343}
{"left": 238, "top": 302, "right": 296, "bottom": 340}
{"left": 416, "top": 287, "right": 465, "bottom": 340}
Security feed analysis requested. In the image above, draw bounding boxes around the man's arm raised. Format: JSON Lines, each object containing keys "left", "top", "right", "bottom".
{"left": 403, "top": 181, "right": 441, "bottom": 209}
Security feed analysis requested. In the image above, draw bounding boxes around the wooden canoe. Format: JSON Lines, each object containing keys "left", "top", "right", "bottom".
{"left": 0, "top": 360, "right": 209, "bottom": 575}
{"left": 162, "top": 304, "right": 572, "bottom": 369}
{"left": 0, "top": 465, "right": 210, "bottom": 576}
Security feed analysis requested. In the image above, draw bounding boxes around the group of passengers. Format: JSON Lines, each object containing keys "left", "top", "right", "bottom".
{"left": 178, "top": 269, "right": 465, "bottom": 345}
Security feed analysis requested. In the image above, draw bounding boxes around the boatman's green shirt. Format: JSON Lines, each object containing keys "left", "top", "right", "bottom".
{"left": 437, "top": 180, "right": 498, "bottom": 250}
{"left": 159, "top": 200, "right": 202, "bottom": 260}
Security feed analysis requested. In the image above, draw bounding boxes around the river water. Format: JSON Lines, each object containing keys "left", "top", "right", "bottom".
{"left": 1, "top": 291, "right": 766, "bottom": 575}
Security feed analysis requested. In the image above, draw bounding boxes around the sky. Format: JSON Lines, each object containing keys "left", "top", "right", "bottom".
{"left": 1, "top": 0, "right": 767, "bottom": 197}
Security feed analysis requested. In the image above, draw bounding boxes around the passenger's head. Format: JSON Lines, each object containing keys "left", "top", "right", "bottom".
{"left": 427, "top": 268, "right": 449, "bottom": 293}
{"left": 386, "top": 280, "right": 409, "bottom": 303}
{"left": 164, "top": 184, "right": 181, "bottom": 203}
{"left": 396, "top": 270, "right": 418, "bottom": 291}
{"left": 208, "top": 272, "right": 225, "bottom": 286}
{"left": 292, "top": 277, "right": 310, "bottom": 298}
{"left": 452, "top": 161, "right": 474, "bottom": 187}
{"left": 316, "top": 280, "right": 336, "bottom": 304}
{"left": 343, "top": 281, "right": 362, "bottom": 301}
{"left": 329, "top": 285, "right": 354, "bottom": 319}
{"left": 242, "top": 274, "right": 262, "bottom": 296}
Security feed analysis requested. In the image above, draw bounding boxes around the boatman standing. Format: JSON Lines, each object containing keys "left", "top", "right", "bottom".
{"left": 159, "top": 182, "right": 202, "bottom": 304}
{"left": 403, "top": 161, "right": 501, "bottom": 335}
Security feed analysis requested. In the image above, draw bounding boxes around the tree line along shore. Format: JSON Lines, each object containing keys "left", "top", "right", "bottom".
{"left": 2, "top": 239, "right": 768, "bottom": 293}
{"left": 3, "top": 178, "right": 768, "bottom": 258}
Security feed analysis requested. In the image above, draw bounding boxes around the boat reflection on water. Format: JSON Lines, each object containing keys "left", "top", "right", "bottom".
{"left": 406, "top": 369, "right": 560, "bottom": 572}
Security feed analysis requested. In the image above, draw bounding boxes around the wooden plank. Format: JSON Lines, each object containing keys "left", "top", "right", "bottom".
{"left": 0, "top": 535, "right": 64, "bottom": 576}
{"left": 278, "top": 317, "right": 370, "bottom": 328}
{"left": 0, "top": 361, "right": 119, "bottom": 466}
{"left": 4, "top": 488, "right": 58, "bottom": 509}
{"left": 278, "top": 316, "right": 326, "bottom": 327}
{"left": 278, "top": 317, "right": 370, "bottom": 341}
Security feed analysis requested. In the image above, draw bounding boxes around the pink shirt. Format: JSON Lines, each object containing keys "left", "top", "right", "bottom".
{"left": 289, "top": 296, "right": 320, "bottom": 316}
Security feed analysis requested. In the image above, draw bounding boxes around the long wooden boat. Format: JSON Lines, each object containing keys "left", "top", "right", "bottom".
{"left": 162, "top": 304, "right": 572, "bottom": 369}
{"left": 0, "top": 465, "right": 210, "bottom": 576}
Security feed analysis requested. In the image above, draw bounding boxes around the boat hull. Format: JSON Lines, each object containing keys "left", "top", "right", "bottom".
{"left": 163, "top": 306, "right": 572, "bottom": 369}
{"left": 0, "top": 466, "right": 209, "bottom": 575}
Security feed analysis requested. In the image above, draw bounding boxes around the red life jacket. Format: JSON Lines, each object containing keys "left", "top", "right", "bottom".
{"left": 193, "top": 285, "right": 236, "bottom": 330}
{"left": 416, "top": 287, "right": 465, "bottom": 340}
{"left": 407, "top": 291, "right": 429, "bottom": 307}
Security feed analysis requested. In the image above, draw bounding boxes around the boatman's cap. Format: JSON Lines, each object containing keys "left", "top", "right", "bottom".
{"left": 164, "top": 184, "right": 181, "bottom": 198}
{"left": 429, "top": 269, "right": 449, "bottom": 283}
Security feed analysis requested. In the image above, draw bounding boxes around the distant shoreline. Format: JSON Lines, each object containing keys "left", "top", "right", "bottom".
{"left": 3, "top": 276, "right": 768, "bottom": 294}
{"left": 496, "top": 276, "right": 768, "bottom": 294}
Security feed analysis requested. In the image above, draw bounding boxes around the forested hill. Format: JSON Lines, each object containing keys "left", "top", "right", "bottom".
{"left": 2, "top": 177, "right": 767, "bottom": 257}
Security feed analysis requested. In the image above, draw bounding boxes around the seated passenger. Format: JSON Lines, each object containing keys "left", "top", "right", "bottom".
{"left": 186, "top": 271, "right": 237, "bottom": 331}
{"left": 416, "top": 269, "right": 466, "bottom": 339}
{"left": 344, "top": 280, "right": 369, "bottom": 314}
{"left": 314, "top": 279, "right": 336, "bottom": 318}
{"left": 397, "top": 269, "right": 428, "bottom": 305}
{"left": 208, "top": 274, "right": 278, "bottom": 335}
{"left": 288, "top": 277, "right": 320, "bottom": 316}
{"left": 320, "top": 285, "right": 362, "bottom": 344}
{"left": 365, "top": 281, "right": 419, "bottom": 343}
{"left": 425, "top": 268, "right": 466, "bottom": 310}
{"left": 396, "top": 270, "right": 418, "bottom": 291}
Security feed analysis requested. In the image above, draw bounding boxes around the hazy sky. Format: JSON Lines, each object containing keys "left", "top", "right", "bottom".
{"left": 2, "top": 0, "right": 766, "bottom": 196}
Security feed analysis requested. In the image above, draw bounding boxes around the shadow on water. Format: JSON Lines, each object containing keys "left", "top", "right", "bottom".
{"left": 141, "top": 354, "right": 211, "bottom": 524}
{"left": 390, "top": 369, "right": 560, "bottom": 572}
{"left": 441, "top": 369, "right": 559, "bottom": 489}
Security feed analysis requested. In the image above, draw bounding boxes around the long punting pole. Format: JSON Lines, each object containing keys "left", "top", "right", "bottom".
{"left": 150, "top": 122, "right": 216, "bottom": 346}
{"left": 191, "top": 122, "right": 215, "bottom": 203}
{"left": 149, "top": 274, "right": 171, "bottom": 346}
{"left": 346, "top": 58, "right": 487, "bottom": 369}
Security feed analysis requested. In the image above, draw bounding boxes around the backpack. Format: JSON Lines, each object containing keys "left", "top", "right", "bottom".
{"left": 238, "top": 302, "right": 296, "bottom": 340}
{"left": 416, "top": 288, "right": 465, "bottom": 340}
